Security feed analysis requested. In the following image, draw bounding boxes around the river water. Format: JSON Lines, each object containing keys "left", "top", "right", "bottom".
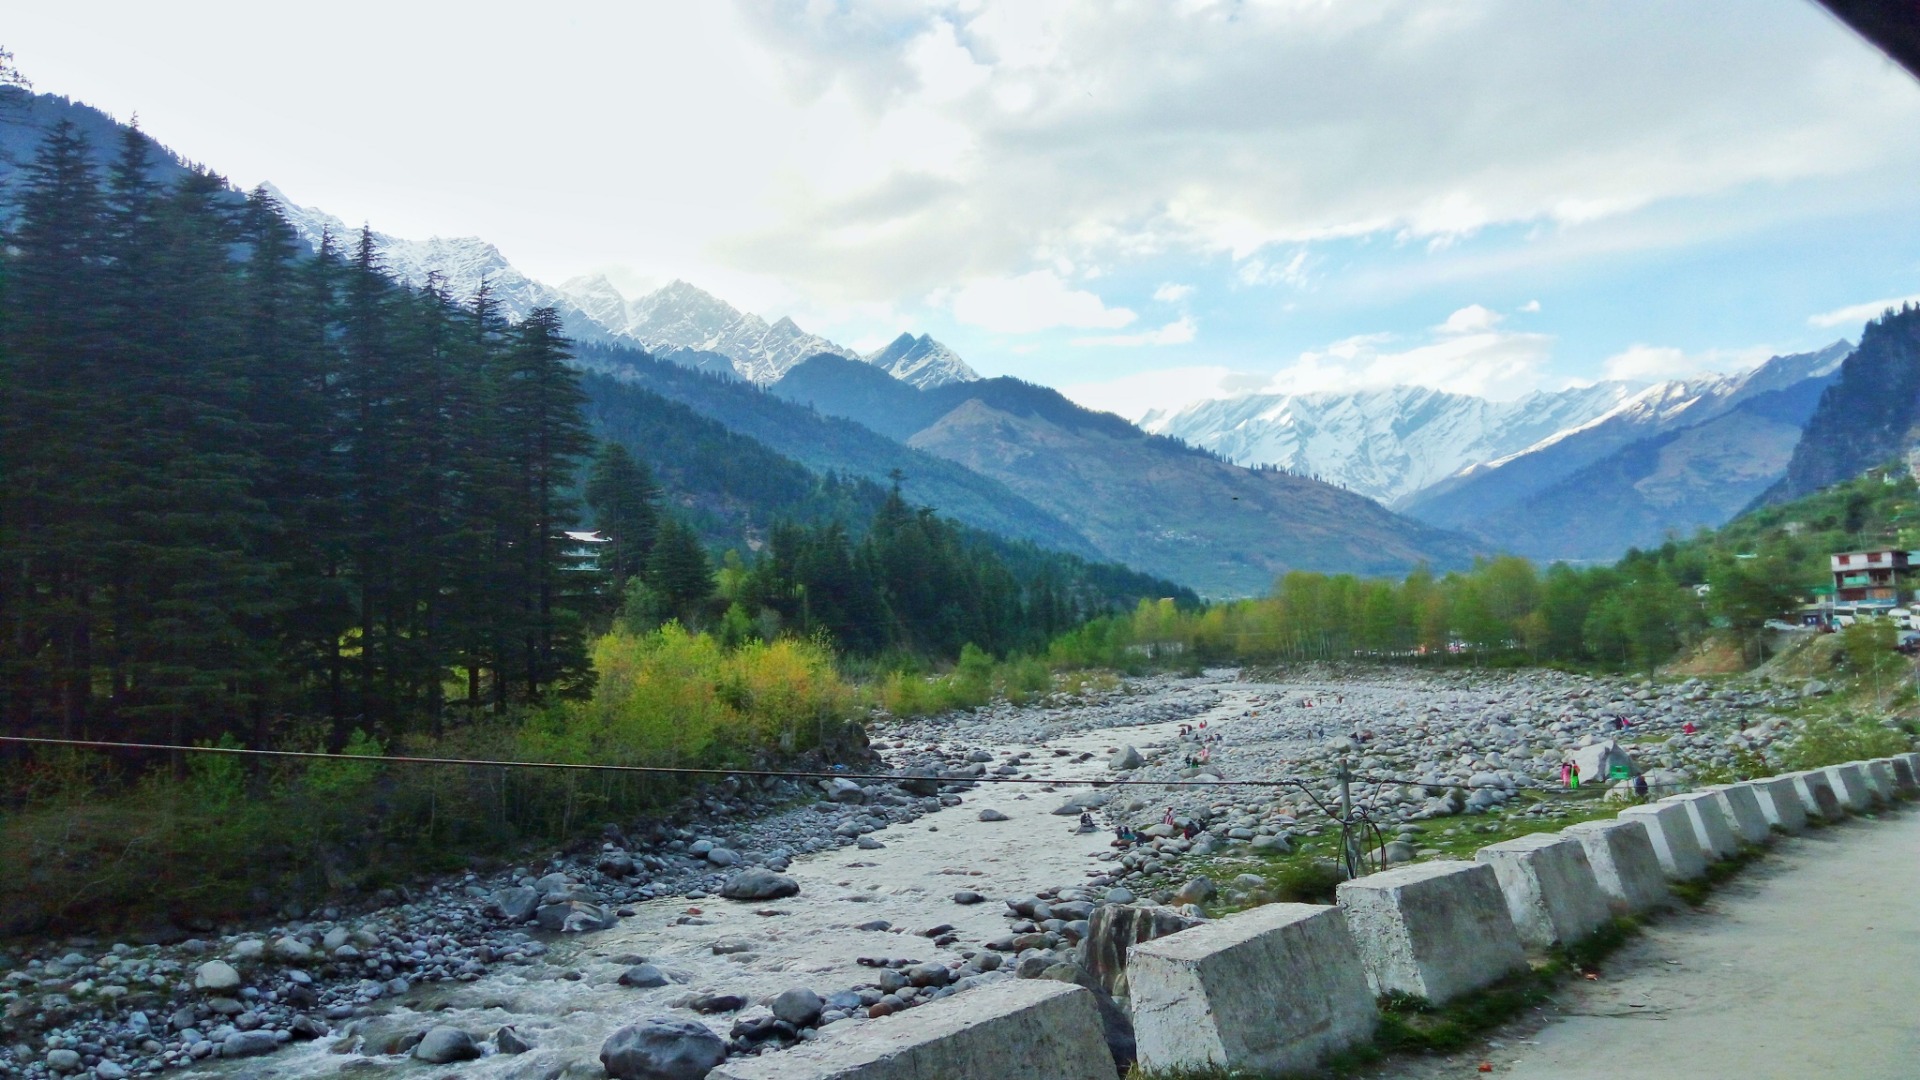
{"left": 174, "top": 676, "right": 1273, "bottom": 1078}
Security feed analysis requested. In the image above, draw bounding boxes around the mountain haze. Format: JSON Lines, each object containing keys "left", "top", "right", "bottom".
{"left": 771, "top": 355, "right": 1480, "bottom": 595}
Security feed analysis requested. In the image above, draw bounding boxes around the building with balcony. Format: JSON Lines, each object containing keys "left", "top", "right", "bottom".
{"left": 1830, "top": 549, "right": 1918, "bottom": 608}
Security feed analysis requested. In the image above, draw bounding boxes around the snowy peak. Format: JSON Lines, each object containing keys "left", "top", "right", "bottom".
{"left": 262, "top": 184, "right": 610, "bottom": 342}
{"left": 598, "top": 279, "right": 860, "bottom": 384}
{"left": 1148, "top": 381, "right": 1638, "bottom": 505}
{"left": 865, "top": 333, "right": 980, "bottom": 389}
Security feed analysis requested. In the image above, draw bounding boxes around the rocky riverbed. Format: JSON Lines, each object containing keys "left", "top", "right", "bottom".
{"left": 0, "top": 666, "right": 1812, "bottom": 1080}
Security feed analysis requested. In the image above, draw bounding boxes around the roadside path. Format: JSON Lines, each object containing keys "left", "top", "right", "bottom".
{"left": 1377, "top": 808, "right": 1920, "bottom": 1079}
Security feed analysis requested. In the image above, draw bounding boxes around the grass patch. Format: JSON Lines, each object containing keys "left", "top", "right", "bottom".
{"left": 1669, "top": 846, "right": 1764, "bottom": 906}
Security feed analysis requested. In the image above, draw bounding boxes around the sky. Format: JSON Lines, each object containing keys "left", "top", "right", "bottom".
{"left": 9, "top": 0, "right": 1920, "bottom": 419}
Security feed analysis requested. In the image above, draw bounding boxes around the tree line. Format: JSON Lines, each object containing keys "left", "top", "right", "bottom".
{"left": 1, "top": 122, "right": 595, "bottom": 752}
{"left": 583, "top": 446, "right": 1190, "bottom": 662}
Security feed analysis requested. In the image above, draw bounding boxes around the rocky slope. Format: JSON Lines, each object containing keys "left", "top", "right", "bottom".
{"left": 1754, "top": 305, "right": 1920, "bottom": 507}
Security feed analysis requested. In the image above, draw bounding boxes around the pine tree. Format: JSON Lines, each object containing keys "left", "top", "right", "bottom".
{"left": 584, "top": 442, "right": 661, "bottom": 592}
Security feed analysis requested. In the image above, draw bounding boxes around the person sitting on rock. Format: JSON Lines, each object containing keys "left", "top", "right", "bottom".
{"left": 1078, "top": 811, "right": 1095, "bottom": 832}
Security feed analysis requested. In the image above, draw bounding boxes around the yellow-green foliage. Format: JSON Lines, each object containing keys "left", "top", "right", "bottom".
{"left": 1, "top": 624, "right": 861, "bottom": 939}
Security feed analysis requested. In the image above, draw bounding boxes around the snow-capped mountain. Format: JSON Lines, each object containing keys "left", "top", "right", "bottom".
{"left": 863, "top": 333, "right": 981, "bottom": 389}
{"left": 260, "top": 188, "right": 979, "bottom": 389}
{"left": 1144, "top": 382, "right": 1638, "bottom": 505}
{"left": 1399, "top": 341, "right": 1854, "bottom": 556}
{"left": 558, "top": 278, "right": 980, "bottom": 388}
{"left": 261, "top": 184, "right": 615, "bottom": 342}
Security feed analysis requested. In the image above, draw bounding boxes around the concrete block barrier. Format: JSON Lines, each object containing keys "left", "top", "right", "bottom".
{"left": 1898, "top": 753, "right": 1920, "bottom": 790}
{"left": 1749, "top": 776, "right": 1809, "bottom": 834}
{"left": 1885, "top": 756, "right": 1918, "bottom": 796}
{"left": 1617, "top": 802, "right": 1708, "bottom": 881}
{"left": 1474, "top": 834, "right": 1613, "bottom": 948}
{"left": 1787, "top": 770, "right": 1844, "bottom": 821}
{"left": 1822, "top": 763, "right": 1874, "bottom": 812}
{"left": 1130, "top": 903, "right": 1377, "bottom": 1076}
{"left": 1661, "top": 792, "right": 1740, "bottom": 860}
{"left": 1561, "top": 818, "right": 1670, "bottom": 914}
{"left": 1860, "top": 759, "right": 1897, "bottom": 803}
{"left": 1704, "top": 784, "right": 1771, "bottom": 846}
{"left": 1336, "top": 861, "right": 1526, "bottom": 1005}
{"left": 707, "top": 980, "right": 1113, "bottom": 1080}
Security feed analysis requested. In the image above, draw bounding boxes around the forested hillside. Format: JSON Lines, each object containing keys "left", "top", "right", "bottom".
{"left": 575, "top": 341, "right": 1101, "bottom": 558}
{"left": 0, "top": 123, "right": 597, "bottom": 749}
{"left": 1757, "top": 305, "right": 1920, "bottom": 506}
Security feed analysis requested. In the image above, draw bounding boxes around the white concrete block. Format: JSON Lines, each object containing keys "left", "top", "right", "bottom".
{"left": 1662, "top": 792, "right": 1740, "bottom": 860}
{"left": 1884, "top": 755, "right": 1919, "bottom": 796}
{"left": 1335, "top": 861, "right": 1526, "bottom": 1005}
{"left": 1860, "top": 759, "right": 1897, "bottom": 803}
{"left": 1130, "top": 903, "right": 1377, "bottom": 1076}
{"left": 1474, "top": 834, "right": 1613, "bottom": 948}
{"left": 1899, "top": 753, "right": 1920, "bottom": 789}
{"left": 1749, "top": 776, "right": 1809, "bottom": 834}
{"left": 1787, "top": 770, "right": 1844, "bottom": 821}
{"left": 1561, "top": 818, "right": 1670, "bottom": 915}
{"left": 1822, "top": 763, "right": 1874, "bottom": 812}
{"left": 1617, "top": 802, "right": 1707, "bottom": 881}
{"left": 1703, "top": 784, "right": 1771, "bottom": 846}
{"left": 707, "top": 980, "right": 1113, "bottom": 1080}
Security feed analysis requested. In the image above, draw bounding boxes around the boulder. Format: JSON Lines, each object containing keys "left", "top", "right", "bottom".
{"left": 1572, "top": 740, "right": 1633, "bottom": 786}
{"left": 619, "top": 964, "right": 670, "bottom": 989}
{"left": 221, "top": 1030, "right": 281, "bottom": 1058}
{"left": 536, "top": 900, "right": 616, "bottom": 933}
{"left": 193, "top": 960, "right": 241, "bottom": 992}
{"left": 897, "top": 768, "right": 943, "bottom": 796}
{"left": 413, "top": 1026, "right": 481, "bottom": 1064}
{"left": 496, "top": 1026, "right": 533, "bottom": 1054}
{"left": 601, "top": 1017, "right": 728, "bottom": 1080}
{"left": 1079, "top": 904, "right": 1203, "bottom": 1000}
{"left": 722, "top": 869, "right": 801, "bottom": 901}
{"left": 491, "top": 886, "right": 540, "bottom": 923}
{"left": 978, "top": 808, "right": 1010, "bottom": 822}
{"left": 823, "top": 778, "right": 867, "bottom": 804}
{"left": 1110, "top": 746, "right": 1145, "bottom": 771}
{"left": 770, "top": 987, "right": 824, "bottom": 1027}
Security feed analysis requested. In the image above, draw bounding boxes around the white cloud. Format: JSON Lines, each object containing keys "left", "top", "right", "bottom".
{"left": 1265, "top": 329, "right": 1555, "bottom": 401}
{"left": 1059, "top": 365, "right": 1248, "bottom": 422}
{"left": 1236, "top": 249, "right": 1313, "bottom": 288}
{"left": 1599, "top": 344, "right": 1776, "bottom": 383}
{"left": 947, "top": 271, "right": 1136, "bottom": 333}
{"left": 1073, "top": 316, "right": 1197, "bottom": 348}
{"left": 1153, "top": 282, "right": 1195, "bottom": 303}
{"left": 1519, "top": 299, "right": 1541, "bottom": 313}
{"left": 718, "top": 0, "right": 1920, "bottom": 302}
{"left": 1808, "top": 293, "right": 1920, "bottom": 329}
{"left": 1436, "top": 304, "right": 1503, "bottom": 334}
